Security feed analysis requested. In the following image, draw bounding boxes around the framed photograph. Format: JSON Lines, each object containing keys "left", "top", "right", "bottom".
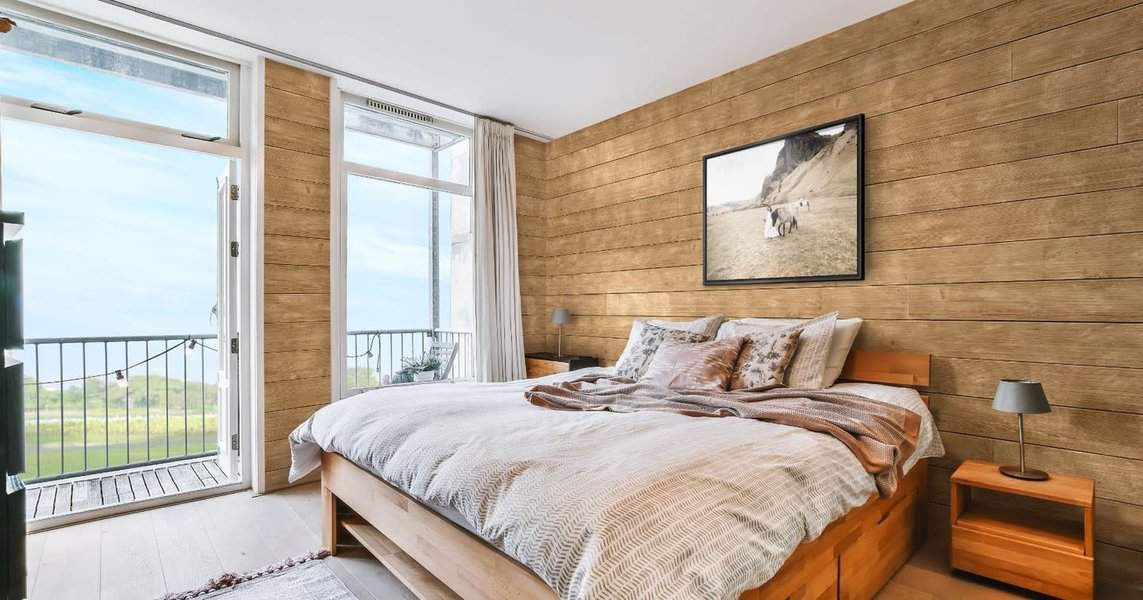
{"left": 703, "top": 114, "right": 864, "bottom": 285}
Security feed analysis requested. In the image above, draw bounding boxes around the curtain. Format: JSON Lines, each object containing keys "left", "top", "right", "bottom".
{"left": 473, "top": 118, "right": 526, "bottom": 381}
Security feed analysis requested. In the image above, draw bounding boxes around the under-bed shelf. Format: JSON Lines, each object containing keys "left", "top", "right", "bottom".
{"left": 341, "top": 517, "right": 461, "bottom": 600}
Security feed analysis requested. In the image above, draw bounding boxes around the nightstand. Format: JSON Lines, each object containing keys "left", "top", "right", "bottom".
{"left": 524, "top": 353, "right": 598, "bottom": 378}
{"left": 950, "top": 459, "right": 1094, "bottom": 599}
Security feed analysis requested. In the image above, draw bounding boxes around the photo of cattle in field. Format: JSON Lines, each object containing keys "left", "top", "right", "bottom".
{"left": 703, "top": 116, "right": 864, "bottom": 284}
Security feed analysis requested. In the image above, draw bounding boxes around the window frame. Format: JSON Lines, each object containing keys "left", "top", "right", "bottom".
{"left": 334, "top": 91, "right": 474, "bottom": 398}
{"left": 0, "top": 0, "right": 253, "bottom": 495}
{"left": 0, "top": 0, "right": 242, "bottom": 154}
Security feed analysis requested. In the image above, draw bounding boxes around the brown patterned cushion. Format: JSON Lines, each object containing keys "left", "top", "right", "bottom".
{"left": 718, "top": 312, "right": 838, "bottom": 389}
{"left": 730, "top": 328, "right": 802, "bottom": 390}
{"left": 615, "top": 323, "right": 709, "bottom": 380}
{"left": 640, "top": 337, "right": 745, "bottom": 391}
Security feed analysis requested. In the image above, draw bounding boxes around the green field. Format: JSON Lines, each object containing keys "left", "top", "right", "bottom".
{"left": 22, "top": 374, "right": 218, "bottom": 480}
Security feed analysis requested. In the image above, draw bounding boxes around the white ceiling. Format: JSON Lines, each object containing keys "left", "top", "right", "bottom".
{"left": 36, "top": 0, "right": 909, "bottom": 139}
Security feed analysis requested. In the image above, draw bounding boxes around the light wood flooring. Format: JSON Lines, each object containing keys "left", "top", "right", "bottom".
{"left": 26, "top": 482, "right": 1043, "bottom": 600}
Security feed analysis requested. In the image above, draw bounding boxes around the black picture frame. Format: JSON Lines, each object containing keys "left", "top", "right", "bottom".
{"left": 702, "top": 114, "right": 865, "bottom": 285}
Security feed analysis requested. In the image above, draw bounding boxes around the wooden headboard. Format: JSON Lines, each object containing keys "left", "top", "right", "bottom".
{"left": 838, "top": 350, "right": 930, "bottom": 388}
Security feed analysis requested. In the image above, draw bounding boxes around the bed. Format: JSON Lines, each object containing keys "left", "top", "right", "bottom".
{"left": 290, "top": 350, "right": 939, "bottom": 600}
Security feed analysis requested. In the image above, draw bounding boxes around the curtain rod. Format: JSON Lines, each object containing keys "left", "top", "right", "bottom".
{"left": 93, "top": 0, "right": 553, "bottom": 141}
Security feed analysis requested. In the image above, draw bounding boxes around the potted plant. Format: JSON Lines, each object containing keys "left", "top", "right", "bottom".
{"left": 398, "top": 355, "right": 441, "bottom": 383}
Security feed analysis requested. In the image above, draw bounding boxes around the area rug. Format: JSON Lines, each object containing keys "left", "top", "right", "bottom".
{"left": 160, "top": 551, "right": 358, "bottom": 600}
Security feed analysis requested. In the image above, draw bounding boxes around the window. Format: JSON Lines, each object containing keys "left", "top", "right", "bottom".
{"left": 341, "top": 96, "right": 474, "bottom": 393}
{"left": 0, "top": 5, "right": 237, "bottom": 142}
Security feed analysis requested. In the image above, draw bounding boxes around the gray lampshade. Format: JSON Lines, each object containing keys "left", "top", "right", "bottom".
{"left": 551, "top": 308, "right": 571, "bottom": 326}
{"left": 992, "top": 379, "right": 1051, "bottom": 414}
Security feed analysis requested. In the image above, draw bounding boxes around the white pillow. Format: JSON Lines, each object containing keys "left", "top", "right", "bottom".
{"left": 616, "top": 315, "right": 724, "bottom": 368}
{"left": 822, "top": 318, "right": 863, "bottom": 387}
{"left": 717, "top": 312, "right": 839, "bottom": 389}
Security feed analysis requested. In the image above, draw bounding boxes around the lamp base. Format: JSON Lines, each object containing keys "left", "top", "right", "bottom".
{"left": 999, "top": 465, "right": 1050, "bottom": 481}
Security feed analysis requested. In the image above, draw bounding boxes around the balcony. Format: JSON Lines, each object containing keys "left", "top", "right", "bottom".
{"left": 20, "top": 333, "right": 232, "bottom": 526}
{"left": 20, "top": 329, "right": 473, "bottom": 525}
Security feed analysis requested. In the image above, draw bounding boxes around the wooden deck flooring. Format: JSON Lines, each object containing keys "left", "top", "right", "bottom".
{"left": 25, "top": 457, "right": 233, "bottom": 521}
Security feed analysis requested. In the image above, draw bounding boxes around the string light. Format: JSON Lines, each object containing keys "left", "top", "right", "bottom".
{"left": 25, "top": 338, "right": 218, "bottom": 386}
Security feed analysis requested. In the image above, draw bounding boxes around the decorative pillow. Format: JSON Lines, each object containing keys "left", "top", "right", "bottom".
{"left": 730, "top": 328, "right": 802, "bottom": 390}
{"left": 717, "top": 312, "right": 838, "bottom": 389}
{"left": 640, "top": 337, "right": 744, "bottom": 391}
{"left": 615, "top": 315, "right": 724, "bottom": 371}
{"left": 615, "top": 323, "right": 709, "bottom": 380}
{"left": 722, "top": 316, "right": 861, "bottom": 387}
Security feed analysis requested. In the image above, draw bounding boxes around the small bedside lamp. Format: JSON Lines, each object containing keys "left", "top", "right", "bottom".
{"left": 992, "top": 379, "right": 1052, "bottom": 481}
{"left": 551, "top": 308, "right": 570, "bottom": 357}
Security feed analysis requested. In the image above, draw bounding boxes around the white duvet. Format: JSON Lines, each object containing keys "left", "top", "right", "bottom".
{"left": 290, "top": 368, "right": 943, "bottom": 600}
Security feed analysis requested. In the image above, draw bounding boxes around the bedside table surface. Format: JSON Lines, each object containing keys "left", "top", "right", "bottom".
{"left": 525, "top": 352, "right": 592, "bottom": 362}
{"left": 951, "top": 459, "right": 1093, "bottom": 508}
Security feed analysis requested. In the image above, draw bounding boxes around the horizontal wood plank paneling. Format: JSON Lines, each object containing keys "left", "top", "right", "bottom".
{"left": 516, "top": 0, "right": 1143, "bottom": 585}
{"left": 264, "top": 86, "right": 330, "bottom": 129}
{"left": 264, "top": 321, "right": 330, "bottom": 353}
{"left": 265, "top": 176, "right": 332, "bottom": 211}
{"left": 1121, "top": 95, "right": 1143, "bottom": 142}
{"left": 265, "top": 59, "right": 331, "bottom": 100}
{"left": 263, "top": 60, "right": 332, "bottom": 490}
{"left": 264, "top": 264, "right": 330, "bottom": 295}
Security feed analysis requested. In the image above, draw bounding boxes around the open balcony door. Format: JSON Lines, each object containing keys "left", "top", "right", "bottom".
{"left": 215, "top": 164, "right": 241, "bottom": 479}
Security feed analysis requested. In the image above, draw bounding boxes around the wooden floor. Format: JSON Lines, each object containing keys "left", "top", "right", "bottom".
{"left": 25, "top": 457, "right": 233, "bottom": 521}
{"left": 25, "top": 482, "right": 1043, "bottom": 600}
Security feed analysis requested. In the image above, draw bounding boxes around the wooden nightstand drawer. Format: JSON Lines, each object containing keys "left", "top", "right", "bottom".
{"left": 524, "top": 353, "right": 598, "bottom": 378}
{"left": 951, "top": 523, "right": 1092, "bottom": 599}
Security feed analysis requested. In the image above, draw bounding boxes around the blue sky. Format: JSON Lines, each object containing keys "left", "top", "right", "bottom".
{"left": 2, "top": 48, "right": 470, "bottom": 383}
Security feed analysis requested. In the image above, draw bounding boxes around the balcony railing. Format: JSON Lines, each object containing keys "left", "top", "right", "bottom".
{"left": 346, "top": 328, "right": 474, "bottom": 389}
{"left": 21, "top": 334, "right": 220, "bottom": 483}
{"left": 20, "top": 329, "right": 474, "bottom": 483}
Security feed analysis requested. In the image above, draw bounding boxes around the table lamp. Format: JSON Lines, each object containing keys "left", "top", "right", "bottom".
{"left": 551, "top": 308, "right": 570, "bottom": 357}
{"left": 992, "top": 379, "right": 1052, "bottom": 480}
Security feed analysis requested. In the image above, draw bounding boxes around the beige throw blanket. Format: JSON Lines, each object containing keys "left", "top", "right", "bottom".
{"left": 526, "top": 375, "right": 920, "bottom": 496}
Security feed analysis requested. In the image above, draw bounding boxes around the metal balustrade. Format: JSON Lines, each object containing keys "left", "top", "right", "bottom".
{"left": 346, "top": 329, "right": 474, "bottom": 389}
{"left": 21, "top": 334, "right": 219, "bottom": 483}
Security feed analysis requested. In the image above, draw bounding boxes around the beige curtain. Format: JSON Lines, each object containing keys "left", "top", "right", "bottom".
{"left": 473, "top": 118, "right": 526, "bottom": 381}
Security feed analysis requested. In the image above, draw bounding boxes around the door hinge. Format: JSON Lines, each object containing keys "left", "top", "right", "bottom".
{"left": 230, "top": 241, "right": 239, "bottom": 258}
{"left": 230, "top": 433, "right": 240, "bottom": 452}
{"left": 229, "top": 183, "right": 239, "bottom": 202}
{"left": 230, "top": 336, "right": 239, "bottom": 355}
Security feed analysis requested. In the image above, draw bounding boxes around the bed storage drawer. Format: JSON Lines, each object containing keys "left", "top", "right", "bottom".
{"left": 838, "top": 462, "right": 925, "bottom": 600}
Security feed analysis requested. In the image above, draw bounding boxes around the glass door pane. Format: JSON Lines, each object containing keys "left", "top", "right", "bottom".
{"left": 1, "top": 119, "right": 227, "bottom": 480}
{"left": 344, "top": 175, "right": 473, "bottom": 391}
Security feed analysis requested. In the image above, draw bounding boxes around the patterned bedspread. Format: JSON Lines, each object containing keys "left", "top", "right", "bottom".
{"left": 289, "top": 369, "right": 943, "bottom": 600}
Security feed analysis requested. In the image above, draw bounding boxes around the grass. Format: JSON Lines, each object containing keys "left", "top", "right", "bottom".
{"left": 22, "top": 414, "right": 219, "bottom": 480}
{"left": 21, "top": 374, "right": 220, "bottom": 480}
{"left": 706, "top": 195, "right": 859, "bottom": 281}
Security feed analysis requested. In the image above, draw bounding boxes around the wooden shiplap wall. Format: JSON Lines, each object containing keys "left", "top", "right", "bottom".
{"left": 518, "top": 0, "right": 1143, "bottom": 590}
{"left": 516, "top": 135, "right": 549, "bottom": 325}
{"left": 262, "top": 60, "right": 332, "bottom": 491}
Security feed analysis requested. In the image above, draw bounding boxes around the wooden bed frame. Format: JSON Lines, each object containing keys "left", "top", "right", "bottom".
{"left": 319, "top": 350, "right": 932, "bottom": 600}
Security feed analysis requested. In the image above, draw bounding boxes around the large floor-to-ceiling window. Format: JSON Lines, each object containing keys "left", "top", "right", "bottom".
{"left": 340, "top": 97, "right": 473, "bottom": 393}
{"left": 0, "top": 2, "right": 245, "bottom": 520}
